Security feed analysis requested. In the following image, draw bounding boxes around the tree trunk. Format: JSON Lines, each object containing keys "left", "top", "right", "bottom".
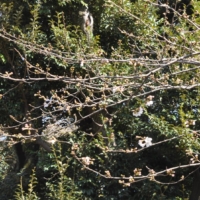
{"left": 190, "top": 168, "right": 200, "bottom": 200}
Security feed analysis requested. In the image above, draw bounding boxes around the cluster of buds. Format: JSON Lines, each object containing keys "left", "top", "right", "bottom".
{"left": 72, "top": 143, "right": 79, "bottom": 151}
{"left": 22, "top": 123, "right": 36, "bottom": 135}
{"left": 118, "top": 180, "right": 131, "bottom": 187}
{"left": 71, "top": 143, "right": 79, "bottom": 156}
{"left": 105, "top": 170, "right": 111, "bottom": 177}
{"left": 146, "top": 166, "right": 155, "bottom": 181}
{"left": 133, "top": 168, "right": 142, "bottom": 176}
{"left": 81, "top": 156, "right": 94, "bottom": 166}
{"left": 166, "top": 169, "right": 175, "bottom": 177}
{"left": 190, "top": 154, "right": 199, "bottom": 164}
{"left": 185, "top": 120, "right": 196, "bottom": 127}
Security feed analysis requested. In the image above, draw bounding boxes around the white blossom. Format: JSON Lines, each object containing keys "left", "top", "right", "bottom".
{"left": 112, "top": 86, "right": 118, "bottom": 93}
{"left": 138, "top": 140, "right": 146, "bottom": 148}
{"left": 146, "top": 100, "right": 153, "bottom": 106}
{"left": 48, "top": 137, "right": 57, "bottom": 145}
{"left": 132, "top": 107, "right": 143, "bottom": 117}
{"left": 112, "top": 86, "right": 124, "bottom": 93}
{"left": 138, "top": 137, "right": 152, "bottom": 148}
{"left": 80, "top": 60, "right": 84, "bottom": 67}
{"left": 146, "top": 95, "right": 154, "bottom": 106}
{"left": 0, "top": 135, "right": 7, "bottom": 141}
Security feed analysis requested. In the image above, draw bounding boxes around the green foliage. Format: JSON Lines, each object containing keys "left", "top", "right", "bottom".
{"left": 1, "top": 0, "right": 200, "bottom": 199}
{"left": 45, "top": 144, "right": 83, "bottom": 200}
{"left": 14, "top": 168, "right": 39, "bottom": 200}
{"left": 0, "top": 146, "right": 10, "bottom": 181}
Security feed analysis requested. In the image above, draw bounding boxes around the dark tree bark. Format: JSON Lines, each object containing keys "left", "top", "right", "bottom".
{"left": 190, "top": 168, "right": 200, "bottom": 200}
{"left": 14, "top": 143, "right": 26, "bottom": 170}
